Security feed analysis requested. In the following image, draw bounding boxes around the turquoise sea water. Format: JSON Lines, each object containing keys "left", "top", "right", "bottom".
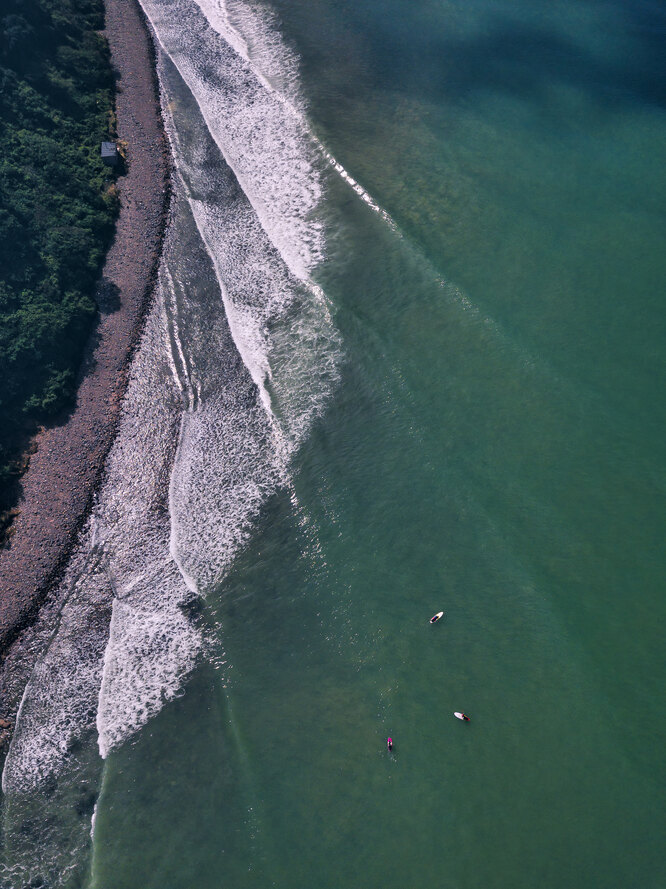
{"left": 2, "top": 0, "right": 665, "bottom": 886}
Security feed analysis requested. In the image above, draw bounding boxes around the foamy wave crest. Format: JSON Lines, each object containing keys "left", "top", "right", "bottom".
{"left": 90, "top": 293, "right": 206, "bottom": 758}
{"left": 0, "top": 295, "right": 204, "bottom": 882}
{"left": 189, "top": 0, "right": 398, "bottom": 234}
{"left": 4, "top": 0, "right": 343, "bottom": 794}
{"left": 1, "top": 557, "right": 112, "bottom": 794}
{"left": 162, "top": 204, "right": 287, "bottom": 591}
{"left": 97, "top": 597, "right": 200, "bottom": 755}
{"left": 139, "top": 0, "right": 324, "bottom": 281}
{"left": 159, "top": 47, "right": 341, "bottom": 591}
{"left": 318, "top": 143, "right": 398, "bottom": 230}
{"left": 193, "top": 0, "right": 302, "bottom": 102}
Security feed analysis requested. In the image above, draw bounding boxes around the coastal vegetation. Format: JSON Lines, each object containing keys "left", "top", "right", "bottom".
{"left": 0, "top": 0, "right": 117, "bottom": 535}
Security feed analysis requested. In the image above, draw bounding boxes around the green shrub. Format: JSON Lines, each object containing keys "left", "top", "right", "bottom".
{"left": 0, "top": 0, "right": 117, "bottom": 509}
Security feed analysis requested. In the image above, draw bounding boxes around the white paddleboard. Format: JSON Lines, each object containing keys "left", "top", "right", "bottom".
{"left": 430, "top": 611, "right": 444, "bottom": 624}
{"left": 454, "top": 712, "right": 469, "bottom": 721}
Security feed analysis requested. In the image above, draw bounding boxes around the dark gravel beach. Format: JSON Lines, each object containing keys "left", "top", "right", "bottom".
{"left": 0, "top": 0, "right": 169, "bottom": 658}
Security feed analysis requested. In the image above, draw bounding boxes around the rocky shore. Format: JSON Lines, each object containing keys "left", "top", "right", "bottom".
{"left": 0, "top": 0, "right": 170, "bottom": 662}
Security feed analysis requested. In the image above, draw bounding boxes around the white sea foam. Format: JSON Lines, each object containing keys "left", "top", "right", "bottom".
{"left": 0, "top": 4, "right": 346, "bottom": 885}
{"left": 155, "top": 41, "right": 341, "bottom": 588}
{"left": 91, "top": 293, "right": 207, "bottom": 758}
{"left": 139, "top": 0, "right": 324, "bottom": 281}
{"left": 95, "top": 0, "right": 345, "bottom": 748}
{"left": 0, "top": 1, "right": 404, "bottom": 882}
{"left": 190, "top": 0, "right": 398, "bottom": 232}
{"left": 193, "top": 0, "right": 302, "bottom": 103}
{"left": 1, "top": 559, "right": 112, "bottom": 794}
{"left": 0, "top": 543, "right": 112, "bottom": 885}
{"left": 97, "top": 597, "right": 200, "bottom": 755}
{"left": 318, "top": 142, "right": 399, "bottom": 231}
{"left": 4, "top": 0, "right": 343, "bottom": 799}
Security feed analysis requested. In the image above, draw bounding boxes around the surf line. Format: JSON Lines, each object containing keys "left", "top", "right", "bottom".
{"left": 315, "top": 139, "right": 398, "bottom": 232}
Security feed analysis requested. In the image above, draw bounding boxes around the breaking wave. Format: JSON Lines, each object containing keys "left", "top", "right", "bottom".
{"left": 3, "top": 0, "right": 341, "bottom": 803}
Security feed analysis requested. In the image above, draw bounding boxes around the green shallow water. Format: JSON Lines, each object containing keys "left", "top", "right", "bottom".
{"left": 32, "top": 0, "right": 666, "bottom": 885}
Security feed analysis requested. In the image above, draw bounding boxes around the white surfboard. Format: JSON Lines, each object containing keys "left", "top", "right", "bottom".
{"left": 430, "top": 611, "right": 444, "bottom": 624}
{"left": 454, "top": 712, "right": 469, "bottom": 721}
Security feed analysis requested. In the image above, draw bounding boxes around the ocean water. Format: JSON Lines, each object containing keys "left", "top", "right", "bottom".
{"left": 1, "top": 0, "right": 665, "bottom": 886}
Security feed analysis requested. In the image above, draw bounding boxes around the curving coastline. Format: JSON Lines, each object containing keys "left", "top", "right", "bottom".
{"left": 0, "top": 0, "right": 170, "bottom": 659}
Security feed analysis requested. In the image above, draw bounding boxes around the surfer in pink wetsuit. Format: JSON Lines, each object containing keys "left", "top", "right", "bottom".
{"left": 387, "top": 737, "right": 393, "bottom": 751}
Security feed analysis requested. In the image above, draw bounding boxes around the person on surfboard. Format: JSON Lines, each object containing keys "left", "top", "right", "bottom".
{"left": 387, "top": 737, "right": 393, "bottom": 751}
{"left": 430, "top": 612, "right": 443, "bottom": 624}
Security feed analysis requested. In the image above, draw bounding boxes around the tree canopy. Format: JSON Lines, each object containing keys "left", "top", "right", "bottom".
{"left": 0, "top": 0, "right": 117, "bottom": 522}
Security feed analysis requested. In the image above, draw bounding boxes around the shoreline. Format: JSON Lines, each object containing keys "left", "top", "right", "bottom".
{"left": 0, "top": 0, "right": 169, "bottom": 667}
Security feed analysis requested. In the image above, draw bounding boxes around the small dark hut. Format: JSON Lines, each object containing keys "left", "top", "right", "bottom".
{"left": 100, "top": 142, "right": 119, "bottom": 167}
